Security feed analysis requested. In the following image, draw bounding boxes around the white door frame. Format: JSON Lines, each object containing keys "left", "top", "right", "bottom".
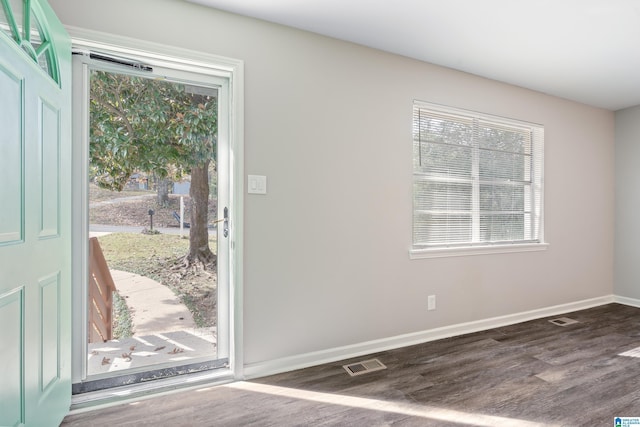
{"left": 68, "top": 27, "right": 244, "bottom": 390}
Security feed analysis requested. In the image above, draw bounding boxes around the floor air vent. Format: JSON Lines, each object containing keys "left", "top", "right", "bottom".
{"left": 343, "top": 358, "right": 387, "bottom": 377}
{"left": 549, "top": 317, "right": 579, "bottom": 327}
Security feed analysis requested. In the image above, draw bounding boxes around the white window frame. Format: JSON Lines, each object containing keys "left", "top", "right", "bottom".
{"left": 410, "top": 101, "right": 548, "bottom": 259}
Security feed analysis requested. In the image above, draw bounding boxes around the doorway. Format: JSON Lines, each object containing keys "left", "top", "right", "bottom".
{"left": 70, "top": 40, "right": 241, "bottom": 396}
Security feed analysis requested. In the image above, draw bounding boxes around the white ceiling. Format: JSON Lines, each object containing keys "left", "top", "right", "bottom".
{"left": 187, "top": 0, "right": 640, "bottom": 111}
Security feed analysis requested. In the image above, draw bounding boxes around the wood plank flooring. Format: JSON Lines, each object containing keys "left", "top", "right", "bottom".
{"left": 62, "top": 303, "right": 640, "bottom": 426}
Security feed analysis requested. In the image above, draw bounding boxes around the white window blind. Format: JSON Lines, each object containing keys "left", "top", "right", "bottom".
{"left": 412, "top": 102, "right": 544, "bottom": 250}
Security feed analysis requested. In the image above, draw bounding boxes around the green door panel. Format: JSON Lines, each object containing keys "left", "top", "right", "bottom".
{"left": 0, "top": 59, "right": 23, "bottom": 245}
{"left": 0, "top": 288, "right": 24, "bottom": 427}
{"left": 0, "top": 1, "right": 71, "bottom": 426}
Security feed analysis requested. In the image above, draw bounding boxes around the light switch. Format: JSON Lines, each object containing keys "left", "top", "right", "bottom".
{"left": 248, "top": 175, "right": 267, "bottom": 194}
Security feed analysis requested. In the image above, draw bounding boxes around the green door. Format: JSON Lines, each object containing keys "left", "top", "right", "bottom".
{"left": 0, "top": 1, "right": 71, "bottom": 426}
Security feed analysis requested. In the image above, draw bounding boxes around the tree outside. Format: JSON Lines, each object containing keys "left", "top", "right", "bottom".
{"left": 89, "top": 69, "right": 218, "bottom": 265}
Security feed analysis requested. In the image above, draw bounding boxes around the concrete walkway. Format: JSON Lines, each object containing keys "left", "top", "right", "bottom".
{"left": 110, "top": 269, "right": 196, "bottom": 335}
{"left": 86, "top": 270, "right": 215, "bottom": 376}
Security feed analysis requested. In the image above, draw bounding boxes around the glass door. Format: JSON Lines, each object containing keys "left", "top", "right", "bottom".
{"left": 72, "top": 52, "right": 231, "bottom": 393}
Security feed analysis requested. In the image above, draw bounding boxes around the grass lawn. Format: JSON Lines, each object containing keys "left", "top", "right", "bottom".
{"left": 98, "top": 233, "right": 190, "bottom": 276}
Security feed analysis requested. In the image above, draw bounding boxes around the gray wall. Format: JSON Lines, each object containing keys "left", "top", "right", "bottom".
{"left": 49, "top": 0, "right": 616, "bottom": 368}
{"left": 615, "top": 106, "right": 640, "bottom": 298}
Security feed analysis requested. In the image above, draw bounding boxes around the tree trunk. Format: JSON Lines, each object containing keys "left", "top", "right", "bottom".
{"left": 188, "top": 160, "right": 215, "bottom": 264}
{"left": 157, "top": 177, "right": 170, "bottom": 207}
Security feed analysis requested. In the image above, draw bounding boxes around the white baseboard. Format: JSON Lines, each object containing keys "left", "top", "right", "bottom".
{"left": 243, "top": 295, "right": 615, "bottom": 380}
{"left": 613, "top": 294, "right": 640, "bottom": 308}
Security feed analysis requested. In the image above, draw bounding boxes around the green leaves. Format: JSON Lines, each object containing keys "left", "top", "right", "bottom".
{"left": 89, "top": 70, "right": 218, "bottom": 189}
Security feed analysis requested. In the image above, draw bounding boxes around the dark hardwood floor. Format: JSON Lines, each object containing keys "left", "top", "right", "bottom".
{"left": 62, "top": 303, "right": 640, "bottom": 426}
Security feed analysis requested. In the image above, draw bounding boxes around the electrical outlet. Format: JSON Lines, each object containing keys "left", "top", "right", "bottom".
{"left": 427, "top": 295, "right": 436, "bottom": 311}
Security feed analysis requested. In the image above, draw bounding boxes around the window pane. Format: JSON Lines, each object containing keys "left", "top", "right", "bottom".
{"left": 415, "top": 142, "right": 473, "bottom": 178}
{"left": 30, "top": 13, "right": 51, "bottom": 77}
{"left": 0, "top": 0, "right": 22, "bottom": 43}
{"left": 479, "top": 184, "right": 524, "bottom": 212}
{"left": 415, "top": 114, "right": 474, "bottom": 147}
{"left": 480, "top": 214, "right": 524, "bottom": 242}
{"left": 476, "top": 122, "right": 531, "bottom": 154}
{"left": 479, "top": 150, "right": 529, "bottom": 182}
{"left": 414, "top": 180, "right": 472, "bottom": 211}
{"left": 414, "top": 212, "right": 472, "bottom": 245}
{"left": 0, "top": 7, "right": 9, "bottom": 40}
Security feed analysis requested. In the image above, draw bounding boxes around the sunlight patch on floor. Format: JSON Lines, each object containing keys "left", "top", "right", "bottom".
{"left": 226, "top": 382, "right": 558, "bottom": 427}
{"left": 619, "top": 346, "right": 640, "bottom": 358}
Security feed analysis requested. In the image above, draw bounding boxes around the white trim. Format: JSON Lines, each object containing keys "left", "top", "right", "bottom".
{"left": 65, "top": 26, "right": 241, "bottom": 77}
{"left": 243, "top": 295, "right": 613, "bottom": 379}
{"left": 412, "top": 100, "right": 545, "bottom": 128}
{"left": 613, "top": 294, "right": 640, "bottom": 308}
{"left": 70, "top": 57, "right": 91, "bottom": 382}
{"left": 410, "top": 242, "right": 549, "bottom": 259}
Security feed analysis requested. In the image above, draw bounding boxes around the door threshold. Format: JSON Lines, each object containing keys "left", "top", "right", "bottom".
{"left": 70, "top": 366, "right": 235, "bottom": 413}
{"left": 81, "top": 353, "right": 221, "bottom": 385}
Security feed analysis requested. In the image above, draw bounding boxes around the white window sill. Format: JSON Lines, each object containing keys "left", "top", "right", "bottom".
{"left": 410, "top": 242, "right": 549, "bottom": 259}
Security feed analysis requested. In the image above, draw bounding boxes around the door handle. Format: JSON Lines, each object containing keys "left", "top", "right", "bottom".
{"left": 223, "top": 207, "right": 229, "bottom": 238}
{"left": 213, "top": 207, "right": 229, "bottom": 238}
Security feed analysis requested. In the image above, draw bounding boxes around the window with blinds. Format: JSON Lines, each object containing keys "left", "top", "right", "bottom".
{"left": 412, "top": 102, "right": 544, "bottom": 250}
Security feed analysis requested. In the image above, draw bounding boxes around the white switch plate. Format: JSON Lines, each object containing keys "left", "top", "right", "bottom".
{"left": 248, "top": 175, "right": 267, "bottom": 194}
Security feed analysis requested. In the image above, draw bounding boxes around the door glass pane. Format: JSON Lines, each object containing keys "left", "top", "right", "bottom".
{"left": 0, "top": 6, "right": 9, "bottom": 39}
{"left": 84, "top": 68, "right": 222, "bottom": 386}
{"left": 29, "top": 12, "right": 50, "bottom": 76}
{"left": 0, "top": 1, "right": 56, "bottom": 81}
{"left": 0, "top": 0, "right": 23, "bottom": 43}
